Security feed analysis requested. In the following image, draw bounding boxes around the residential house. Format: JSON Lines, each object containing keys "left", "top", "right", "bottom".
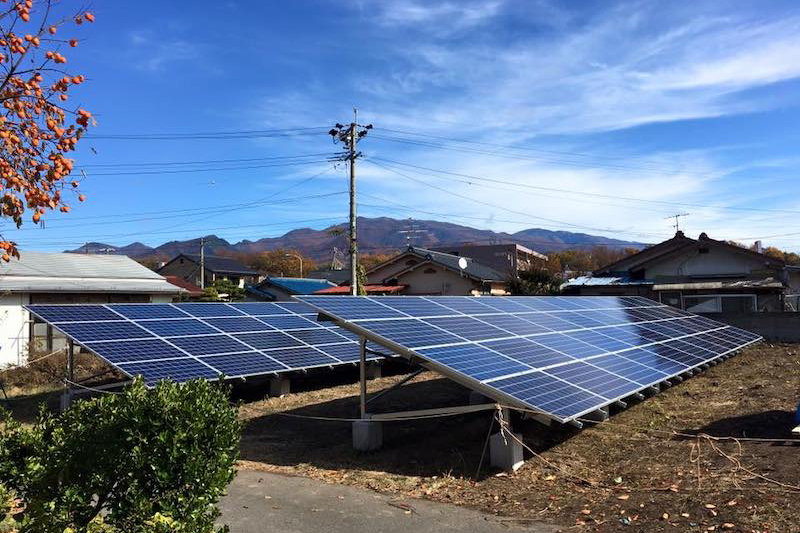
{"left": 246, "top": 277, "right": 337, "bottom": 301}
{"left": 157, "top": 254, "right": 259, "bottom": 289}
{"left": 0, "top": 252, "right": 181, "bottom": 366}
{"left": 563, "top": 231, "right": 786, "bottom": 312}
{"left": 365, "top": 246, "right": 508, "bottom": 295}
{"left": 432, "top": 243, "right": 547, "bottom": 277}
{"left": 163, "top": 276, "right": 203, "bottom": 299}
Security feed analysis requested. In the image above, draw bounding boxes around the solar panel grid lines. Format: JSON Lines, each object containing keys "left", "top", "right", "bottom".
{"left": 296, "top": 295, "right": 762, "bottom": 423}
{"left": 25, "top": 301, "right": 384, "bottom": 385}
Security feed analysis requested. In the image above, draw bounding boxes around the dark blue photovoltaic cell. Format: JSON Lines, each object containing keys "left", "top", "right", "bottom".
{"left": 432, "top": 297, "right": 499, "bottom": 314}
{"left": 199, "top": 352, "right": 287, "bottom": 375}
{"left": 481, "top": 338, "right": 574, "bottom": 369}
{"left": 476, "top": 314, "right": 551, "bottom": 335}
{"left": 256, "top": 315, "right": 321, "bottom": 330}
{"left": 117, "top": 358, "right": 220, "bottom": 384}
{"left": 378, "top": 297, "right": 456, "bottom": 317}
{"left": 490, "top": 372, "right": 606, "bottom": 419}
{"left": 532, "top": 334, "right": 606, "bottom": 358}
{"left": 135, "top": 319, "right": 218, "bottom": 337}
{"left": 567, "top": 329, "right": 632, "bottom": 352}
{"left": 556, "top": 312, "right": 608, "bottom": 329}
{"left": 57, "top": 321, "right": 153, "bottom": 342}
{"left": 202, "top": 317, "right": 274, "bottom": 333}
{"left": 616, "top": 348, "right": 689, "bottom": 375}
{"left": 268, "top": 346, "right": 338, "bottom": 368}
{"left": 288, "top": 328, "right": 349, "bottom": 346}
{"left": 235, "top": 331, "right": 304, "bottom": 350}
{"left": 28, "top": 305, "right": 122, "bottom": 323}
{"left": 479, "top": 298, "right": 535, "bottom": 313}
{"left": 520, "top": 313, "right": 580, "bottom": 332}
{"left": 417, "top": 344, "right": 531, "bottom": 381}
{"left": 293, "top": 297, "right": 406, "bottom": 320}
{"left": 108, "top": 304, "right": 189, "bottom": 320}
{"left": 544, "top": 362, "right": 641, "bottom": 400}
{"left": 175, "top": 303, "right": 245, "bottom": 317}
{"left": 588, "top": 354, "right": 669, "bottom": 386}
{"left": 85, "top": 338, "right": 187, "bottom": 363}
{"left": 168, "top": 335, "right": 250, "bottom": 356}
{"left": 648, "top": 343, "right": 706, "bottom": 367}
{"left": 230, "top": 302, "right": 289, "bottom": 315}
{"left": 356, "top": 319, "right": 464, "bottom": 349}
{"left": 424, "top": 317, "right": 509, "bottom": 341}
{"left": 317, "top": 343, "right": 362, "bottom": 362}
{"left": 275, "top": 301, "right": 319, "bottom": 315}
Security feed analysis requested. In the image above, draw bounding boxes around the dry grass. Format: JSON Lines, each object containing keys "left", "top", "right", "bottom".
{"left": 237, "top": 345, "right": 800, "bottom": 533}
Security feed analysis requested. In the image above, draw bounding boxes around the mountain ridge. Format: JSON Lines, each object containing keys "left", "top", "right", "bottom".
{"left": 65, "top": 217, "right": 645, "bottom": 262}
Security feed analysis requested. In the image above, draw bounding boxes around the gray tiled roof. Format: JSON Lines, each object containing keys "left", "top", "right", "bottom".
{"left": 406, "top": 247, "right": 506, "bottom": 281}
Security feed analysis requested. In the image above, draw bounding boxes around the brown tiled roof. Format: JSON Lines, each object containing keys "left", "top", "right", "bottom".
{"left": 165, "top": 275, "right": 203, "bottom": 297}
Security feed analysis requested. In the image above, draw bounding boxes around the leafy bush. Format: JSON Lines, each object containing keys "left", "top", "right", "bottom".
{"left": 0, "top": 377, "right": 241, "bottom": 533}
{"left": 508, "top": 268, "right": 563, "bottom": 295}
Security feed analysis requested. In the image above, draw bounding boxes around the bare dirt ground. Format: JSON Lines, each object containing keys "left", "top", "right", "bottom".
{"left": 237, "top": 344, "right": 800, "bottom": 533}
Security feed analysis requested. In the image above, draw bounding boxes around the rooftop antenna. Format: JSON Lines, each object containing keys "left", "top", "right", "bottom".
{"left": 398, "top": 218, "right": 429, "bottom": 246}
{"left": 666, "top": 213, "right": 690, "bottom": 233}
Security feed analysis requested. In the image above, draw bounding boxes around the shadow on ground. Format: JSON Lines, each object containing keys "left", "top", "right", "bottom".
{"left": 679, "top": 409, "right": 799, "bottom": 441}
{"left": 238, "top": 372, "right": 578, "bottom": 480}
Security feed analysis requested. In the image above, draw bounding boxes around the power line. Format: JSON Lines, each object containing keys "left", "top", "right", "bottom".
{"left": 85, "top": 127, "right": 329, "bottom": 140}
{"left": 78, "top": 152, "right": 339, "bottom": 169}
{"left": 366, "top": 158, "right": 667, "bottom": 239}
{"left": 370, "top": 156, "right": 800, "bottom": 217}
{"left": 80, "top": 158, "right": 332, "bottom": 177}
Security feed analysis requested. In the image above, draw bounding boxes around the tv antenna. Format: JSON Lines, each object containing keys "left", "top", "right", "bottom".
{"left": 398, "top": 218, "right": 429, "bottom": 246}
{"left": 666, "top": 213, "right": 690, "bottom": 232}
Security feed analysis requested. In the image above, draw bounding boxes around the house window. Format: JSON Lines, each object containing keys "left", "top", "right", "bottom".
{"left": 423, "top": 268, "right": 436, "bottom": 274}
{"left": 179, "top": 258, "right": 184, "bottom": 263}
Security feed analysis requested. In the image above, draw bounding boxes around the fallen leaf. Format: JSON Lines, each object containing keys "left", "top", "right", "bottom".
{"left": 726, "top": 500, "right": 737, "bottom": 507}
{"left": 681, "top": 513, "right": 690, "bottom": 518}
{"left": 662, "top": 513, "right": 669, "bottom": 520}
{"left": 581, "top": 509, "right": 592, "bottom": 515}
{"left": 705, "top": 504, "right": 717, "bottom": 509}
{"left": 722, "top": 524, "right": 735, "bottom": 530}
{"left": 543, "top": 475, "right": 556, "bottom": 481}
{"left": 613, "top": 476, "right": 623, "bottom": 484}
{"left": 617, "top": 495, "right": 630, "bottom": 501}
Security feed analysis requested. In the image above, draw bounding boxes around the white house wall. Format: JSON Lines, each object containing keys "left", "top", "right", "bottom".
{"left": 0, "top": 293, "right": 29, "bottom": 367}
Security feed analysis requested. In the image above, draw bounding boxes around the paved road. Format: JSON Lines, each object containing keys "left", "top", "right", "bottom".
{"left": 221, "top": 469, "right": 558, "bottom": 533}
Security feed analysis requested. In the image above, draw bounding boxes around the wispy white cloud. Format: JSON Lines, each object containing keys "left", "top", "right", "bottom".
{"left": 127, "top": 30, "right": 204, "bottom": 72}
{"left": 373, "top": 0, "right": 502, "bottom": 32}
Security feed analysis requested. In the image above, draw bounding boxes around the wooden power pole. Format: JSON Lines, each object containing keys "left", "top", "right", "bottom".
{"left": 330, "top": 111, "right": 372, "bottom": 295}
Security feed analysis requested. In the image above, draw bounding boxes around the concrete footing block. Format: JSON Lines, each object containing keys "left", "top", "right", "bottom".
{"left": 582, "top": 406, "right": 609, "bottom": 423}
{"left": 269, "top": 377, "right": 290, "bottom": 397}
{"left": 490, "top": 431, "right": 524, "bottom": 472}
{"left": 365, "top": 364, "right": 382, "bottom": 380}
{"left": 59, "top": 390, "right": 73, "bottom": 412}
{"left": 352, "top": 420, "right": 383, "bottom": 451}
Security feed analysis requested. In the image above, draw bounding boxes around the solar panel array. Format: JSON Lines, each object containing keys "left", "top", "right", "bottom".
{"left": 296, "top": 295, "right": 761, "bottom": 423}
{"left": 26, "top": 302, "right": 378, "bottom": 385}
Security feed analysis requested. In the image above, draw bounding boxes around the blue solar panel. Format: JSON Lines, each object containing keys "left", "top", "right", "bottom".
{"left": 137, "top": 319, "right": 219, "bottom": 337}
{"left": 199, "top": 352, "right": 288, "bottom": 376}
{"left": 108, "top": 304, "right": 189, "bottom": 320}
{"left": 203, "top": 317, "right": 274, "bottom": 333}
{"left": 57, "top": 321, "right": 153, "bottom": 342}
{"left": 25, "top": 301, "right": 382, "bottom": 386}
{"left": 298, "top": 295, "right": 762, "bottom": 422}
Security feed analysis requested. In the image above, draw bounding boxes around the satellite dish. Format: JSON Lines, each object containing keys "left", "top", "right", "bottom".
{"left": 458, "top": 257, "right": 468, "bottom": 270}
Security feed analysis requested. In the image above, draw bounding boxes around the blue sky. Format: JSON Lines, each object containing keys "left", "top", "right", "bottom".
{"left": 9, "top": 0, "right": 800, "bottom": 252}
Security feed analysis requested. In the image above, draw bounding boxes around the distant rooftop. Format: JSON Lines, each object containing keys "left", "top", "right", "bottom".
{"left": 170, "top": 254, "right": 258, "bottom": 275}
{"left": 0, "top": 252, "right": 180, "bottom": 294}
{"left": 260, "top": 277, "right": 336, "bottom": 295}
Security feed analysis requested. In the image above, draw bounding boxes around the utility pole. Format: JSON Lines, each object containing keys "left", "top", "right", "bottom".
{"left": 200, "top": 237, "right": 205, "bottom": 289}
{"left": 666, "top": 213, "right": 690, "bottom": 233}
{"left": 330, "top": 111, "right": 372, "bottom": 295}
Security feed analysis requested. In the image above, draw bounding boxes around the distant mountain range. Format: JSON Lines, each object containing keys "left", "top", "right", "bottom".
{"left": 66, "top": 217, "right": 645, "bottom": 262}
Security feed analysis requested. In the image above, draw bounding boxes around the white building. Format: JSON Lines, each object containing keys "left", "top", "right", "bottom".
{"left": 0, "top": 252, "right": 181, "bottom": 366}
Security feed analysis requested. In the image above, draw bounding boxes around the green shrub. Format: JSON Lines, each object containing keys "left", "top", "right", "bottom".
{"left": 0, "top": 377, "right": 241, "bottom": 533}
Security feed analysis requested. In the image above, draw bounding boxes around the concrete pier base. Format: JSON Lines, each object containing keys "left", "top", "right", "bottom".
{"left": 582, "top": 406, "right": 609, "bottom": 423}
{"left": 352, "top": 420, "right": 383, "bottom": 451}
{"left": 59, "top": 390, "right": 73, "bottom": 412}
{"left": 270, "top": 377, "right": 290, "bottom": 397}
{"left": 489, "top": 431, "right": 524, "bottom": 472}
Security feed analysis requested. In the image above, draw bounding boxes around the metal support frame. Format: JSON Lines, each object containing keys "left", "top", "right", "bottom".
{"left": 367, "top": 403, "right": 498, "bottom": 421}
{"left": 60, "top": 341, "right": 75, "bottom": 411}
{"left": 365, "top": 368, "right": 425, "bottom": 406}
{"left": 359, "top": 336, "right": 367, "bottom": 419}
